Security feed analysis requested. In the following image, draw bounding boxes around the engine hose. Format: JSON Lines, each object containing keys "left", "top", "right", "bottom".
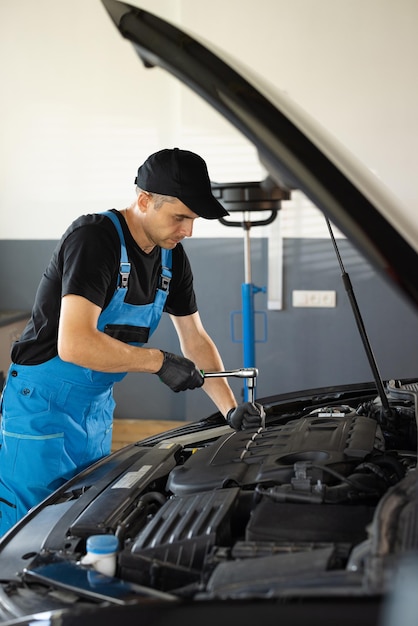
{"left": 310, "top": 463, "right": 379, "bottom": 494}
{"left": 365, "top": 453, "right": 407, "bottom": 481}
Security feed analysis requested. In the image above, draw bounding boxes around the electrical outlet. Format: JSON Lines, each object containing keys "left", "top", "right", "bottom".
{"left": 292, "top": 290, "right": 336, "bottom": 308}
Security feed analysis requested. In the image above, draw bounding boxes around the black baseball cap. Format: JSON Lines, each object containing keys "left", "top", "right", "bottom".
{"left": 134, "top": 148, "right": 229, "bottom": 219}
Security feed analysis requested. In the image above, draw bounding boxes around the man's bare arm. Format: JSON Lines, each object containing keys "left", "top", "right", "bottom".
{"left": 58, "top": 294, "right": 164, "bottom": 373}
{"left": 170, "top": 311, "right": 237, "bottom": 417}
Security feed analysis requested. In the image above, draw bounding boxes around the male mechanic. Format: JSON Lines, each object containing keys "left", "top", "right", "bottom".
{"left": 0, "top": 148, "right": 264, "bottom": 535}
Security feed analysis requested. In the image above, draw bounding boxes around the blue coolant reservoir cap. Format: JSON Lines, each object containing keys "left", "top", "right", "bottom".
{"left": 86, "top": 534, "right": 119, "bottom": 555}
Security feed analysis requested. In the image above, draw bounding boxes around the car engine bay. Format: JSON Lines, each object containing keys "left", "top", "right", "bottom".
{"left": 0, "top": 378, "right": 417, "bottom": 619}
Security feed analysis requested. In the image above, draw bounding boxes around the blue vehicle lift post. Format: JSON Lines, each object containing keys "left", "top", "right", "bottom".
{"left": 211, "top": 179, "right": 290, "bottom": 401}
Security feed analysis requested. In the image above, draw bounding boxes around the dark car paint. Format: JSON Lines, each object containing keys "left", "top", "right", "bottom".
{"left": 0, "top": 597, "right": 385, "bottom": 626}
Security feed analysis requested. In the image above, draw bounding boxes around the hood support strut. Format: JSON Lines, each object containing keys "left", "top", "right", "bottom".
{"left": 325, "top": 217, "right": 392, "bottom": 422}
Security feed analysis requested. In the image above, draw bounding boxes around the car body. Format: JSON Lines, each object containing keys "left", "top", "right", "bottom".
{"left": 0, "top": 1, "right": 417, "bottom": 625}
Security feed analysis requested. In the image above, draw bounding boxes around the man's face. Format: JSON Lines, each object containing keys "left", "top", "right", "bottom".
{"left": 141, "top": 195, "right": 199, "bottom": 250}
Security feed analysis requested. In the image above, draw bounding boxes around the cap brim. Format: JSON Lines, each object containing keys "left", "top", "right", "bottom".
{"left": 179, "top": 195, "right": 229, "bottom": 220}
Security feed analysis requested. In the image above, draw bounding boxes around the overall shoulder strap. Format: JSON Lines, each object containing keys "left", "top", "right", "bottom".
{"left": 159, "top": 248, "right": 172, "bottom": 292}
{"left": 101, "top": 210, "right": 130, "bottom": 289}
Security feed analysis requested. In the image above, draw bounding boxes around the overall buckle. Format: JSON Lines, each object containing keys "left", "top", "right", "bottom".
{"left": 119, "top": 262, "right": 131, "bottom": 289}
{"left": 159, "top": 266, "right": 171, "bottom": 292}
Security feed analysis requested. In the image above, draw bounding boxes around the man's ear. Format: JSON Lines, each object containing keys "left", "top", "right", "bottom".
{"left": 137, "top": 191, "right": 150, "bottom": 214}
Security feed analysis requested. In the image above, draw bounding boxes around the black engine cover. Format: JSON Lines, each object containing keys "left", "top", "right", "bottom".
{"left": 167, "top": 414, "right": 378, "bottom": 495}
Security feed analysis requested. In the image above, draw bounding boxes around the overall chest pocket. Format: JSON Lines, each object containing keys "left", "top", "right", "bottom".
{"left": 104, "top": 324, "right": 150, "bottom": 344}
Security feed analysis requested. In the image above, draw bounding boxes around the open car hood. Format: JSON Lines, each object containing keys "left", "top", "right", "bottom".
{"left": 100, "top": 0, "right": 418, "bottom": 310}
{"left": 0, "top": 3, "right": 417, "bottom": 625}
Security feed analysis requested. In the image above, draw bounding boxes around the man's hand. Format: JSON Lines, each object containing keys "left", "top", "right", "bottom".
{"left": 226, "top": 402, "right": 265, "bottom": 430}
{"left": 156, "top": 351, "right": 204, "bottom": 392}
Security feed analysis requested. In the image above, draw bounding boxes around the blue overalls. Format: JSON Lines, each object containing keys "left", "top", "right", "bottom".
{"left": 0, "top": 211, "right": 172, "bottom": 535}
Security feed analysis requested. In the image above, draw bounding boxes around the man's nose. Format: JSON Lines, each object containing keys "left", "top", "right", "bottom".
{"left": 181, "top": 221, "right": 194, "bottom": 237}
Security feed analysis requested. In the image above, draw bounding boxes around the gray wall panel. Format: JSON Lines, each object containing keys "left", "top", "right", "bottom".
{"left": 0, "top": 240, "right": 57, "bottom": 310}
{"left": 0, "top": 237, "right": 417, "bottom": 422}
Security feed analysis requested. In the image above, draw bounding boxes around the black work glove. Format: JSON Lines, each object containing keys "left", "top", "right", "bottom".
{"left": 226, "top": 402, "right": 266, "bottom": 430}
{"left": 156, "top": 351, "right": 204, "bottom": 392}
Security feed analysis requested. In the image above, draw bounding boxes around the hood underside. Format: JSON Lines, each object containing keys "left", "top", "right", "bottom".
{"left": 100, "top": 0, "right": 418, "bottom": 311}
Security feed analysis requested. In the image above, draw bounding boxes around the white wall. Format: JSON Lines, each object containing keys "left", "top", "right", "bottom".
{"left": 1, "top": 0, "right": 417, "bottom": 239}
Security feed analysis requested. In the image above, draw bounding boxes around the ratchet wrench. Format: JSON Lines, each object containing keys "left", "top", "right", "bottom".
{"left": 201, "top": 367, "right": 258, "bottom": 403}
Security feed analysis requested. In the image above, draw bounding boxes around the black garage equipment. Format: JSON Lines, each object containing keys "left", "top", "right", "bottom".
{"left": 211, "top": 179, "right": 290, "bottom": 400}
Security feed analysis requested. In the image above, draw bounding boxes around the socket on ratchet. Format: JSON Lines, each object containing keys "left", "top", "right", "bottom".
{"left": 202, "top": 367, "right": 258, "bottom": 403}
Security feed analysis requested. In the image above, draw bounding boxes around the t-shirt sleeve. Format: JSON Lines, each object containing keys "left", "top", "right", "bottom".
{"left": 164, "top": 245, "right": 198, "bottom": 316}
{"left": 59, "top": 222, "right": 119, "bottom": 309}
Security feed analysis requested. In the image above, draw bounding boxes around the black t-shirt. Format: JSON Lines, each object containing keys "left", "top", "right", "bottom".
{"left": 12, "top": 210, "right": 197, "bottom": 365}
